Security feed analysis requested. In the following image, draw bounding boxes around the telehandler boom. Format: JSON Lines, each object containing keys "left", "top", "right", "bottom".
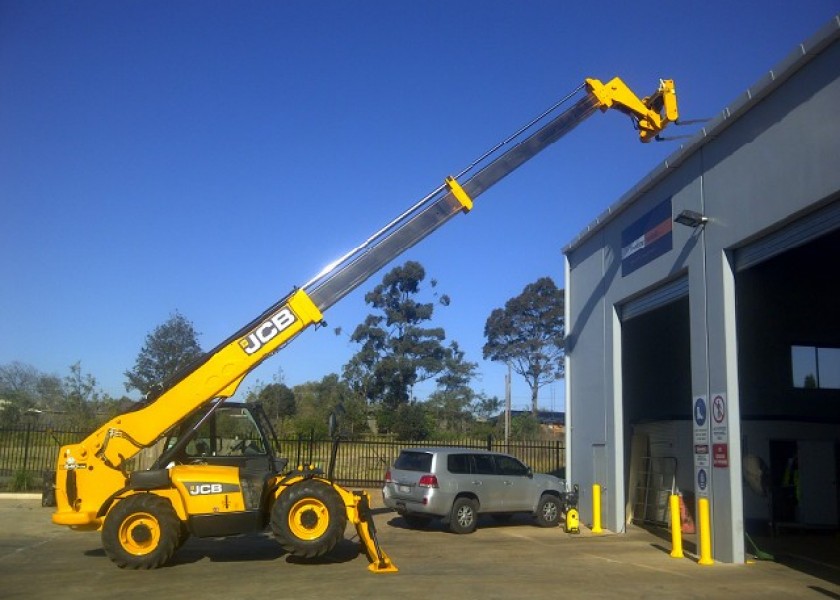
{"left": 51, "top": 76, "right": 678, "bottom": 571}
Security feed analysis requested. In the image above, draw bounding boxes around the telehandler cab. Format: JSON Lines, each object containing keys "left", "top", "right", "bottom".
{"left": 51, "top": 75, "right": 678, "bottom": 572}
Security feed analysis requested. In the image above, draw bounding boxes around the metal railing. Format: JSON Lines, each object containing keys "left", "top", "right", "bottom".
{"left": 0, "top": 425, "right": 565, "bottom": 492}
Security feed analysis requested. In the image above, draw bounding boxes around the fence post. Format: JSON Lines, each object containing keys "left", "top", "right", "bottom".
{"left": 486, "top": 434, "right": 492, "bottom": 451}
{"left": 295, "top": 433, "right": 303, "bottom": 467}
{"left": 308, "top": 428, "right": 315, "bottom": 466}
{"left": 22, "top": 422, "right": 32, "bottom": 473}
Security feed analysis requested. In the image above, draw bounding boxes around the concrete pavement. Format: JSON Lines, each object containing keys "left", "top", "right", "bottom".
{"left": 1, "top": 495, "right": 838, "bottom": 600}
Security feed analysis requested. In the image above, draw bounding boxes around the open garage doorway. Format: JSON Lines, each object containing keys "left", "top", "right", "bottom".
{"left": 620, "top": 292, "right": 693, "bottom": 527}
{"left": 736, "top": 224, "right": 840, "bottom": 535}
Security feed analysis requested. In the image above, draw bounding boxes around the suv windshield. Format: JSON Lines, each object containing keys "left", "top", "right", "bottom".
{"left": 394, "top": 451, "right": 433, "bottom": 472}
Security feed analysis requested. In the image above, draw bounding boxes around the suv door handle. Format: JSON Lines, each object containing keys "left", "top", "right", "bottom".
{"left": 471, "top": 481, "right": 483, "bottom": 485}
{"left": 503, "top": 481, "right": 513, "bottom": 486}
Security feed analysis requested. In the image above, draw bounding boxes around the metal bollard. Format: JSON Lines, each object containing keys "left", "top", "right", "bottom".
{"left": 697, "top": 497, "right": 713, "bottom": 565}
{"left": 669, "top": 494, "right": 684, "bottom": 558}
{"left": 591, "top": 484, "right": 603, "bottom": 533}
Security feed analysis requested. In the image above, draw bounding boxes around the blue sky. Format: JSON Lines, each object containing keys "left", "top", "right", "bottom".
{"left": 1, "top": 1, "right": 837, "bottom": 411}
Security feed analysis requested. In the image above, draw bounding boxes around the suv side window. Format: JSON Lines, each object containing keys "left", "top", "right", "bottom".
{"left": 447, "top": 453, "right": 471, "bottom": 474}
{"left": 495, "top": 455, "right": 529, "bottom": 477}
{"left": 472, "top": 453, "right": 496, "bottom": 475}
{"left": 395, "top": 451, "right": 433, "bottom": 472}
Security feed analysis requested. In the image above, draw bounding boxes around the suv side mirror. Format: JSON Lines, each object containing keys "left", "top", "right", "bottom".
{"left": 527, "top": 467, "right": 533, "bottom": 479}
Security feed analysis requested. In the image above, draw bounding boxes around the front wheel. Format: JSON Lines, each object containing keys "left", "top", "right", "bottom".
{"left": 535, "top": 494, "right": 561, "bottom": 527}
{"left": 449, "top": 497, "right": 478, "bottom": 534}
{"left": 271, "top": 480, "right": 347, "bottom": 558}
{"left": 101, "top": 494, "right": 181, "bottom": 569}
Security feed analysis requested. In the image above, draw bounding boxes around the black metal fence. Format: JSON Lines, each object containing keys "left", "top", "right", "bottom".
{"left": 0, "top": 425, "right": 565, "bottom": 492}
{"left": 0, "top": 425, "right": 87, "bottom": 492}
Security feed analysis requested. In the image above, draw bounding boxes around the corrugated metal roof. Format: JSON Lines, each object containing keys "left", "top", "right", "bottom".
{"left": 563, "top": 14, "right": 840, "bottom": 254}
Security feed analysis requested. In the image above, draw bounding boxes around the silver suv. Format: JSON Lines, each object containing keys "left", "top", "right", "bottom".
{"left": 382, "top": 447, "right": 575, "bottom": 534}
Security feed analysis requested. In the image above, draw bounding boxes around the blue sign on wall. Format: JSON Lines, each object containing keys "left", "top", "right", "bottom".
{"left": 694, "top": 397, "right": 707, "bottom": 427}
{"left": 621, "top": 197, "right": 673, "bottom": 276}
{"left": 697, "top": 468, "right": 708, "bottom": 491}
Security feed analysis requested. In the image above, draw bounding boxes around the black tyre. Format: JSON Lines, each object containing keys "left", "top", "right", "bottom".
{"left": 101, "top": 494, "right": 181, "bottom": 569}
{"left": 449, "top": 497, "right": 478, "bottom": 534}
{"left": 403, "top": 514, "right": 432, "bottom": 529}
{"left": 271, "top": 480, "right": 347, "bottom": 558}
{"left": 535, "top": 494, "right": 561, "bottom": 527}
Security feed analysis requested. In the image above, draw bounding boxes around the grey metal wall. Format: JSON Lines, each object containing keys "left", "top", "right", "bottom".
{"left": 564, "top": 17, "right": 840, "bottom": 563}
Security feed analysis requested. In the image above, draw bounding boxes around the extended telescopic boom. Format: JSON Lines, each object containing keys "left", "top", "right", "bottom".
{"left": 53, "top": 77, "right": 677, "bottom": 529}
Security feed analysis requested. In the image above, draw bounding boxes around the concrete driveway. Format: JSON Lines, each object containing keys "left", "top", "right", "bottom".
{"left": 1, "top": 495, "right": 838, "bottom": 600}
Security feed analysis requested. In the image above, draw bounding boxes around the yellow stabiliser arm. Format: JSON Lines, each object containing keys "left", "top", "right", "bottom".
{"left": 585, "top": 77, "right": 678, "bottom": 142}
{"left": 345, "top": 489, "right": 399, "bottom": 573}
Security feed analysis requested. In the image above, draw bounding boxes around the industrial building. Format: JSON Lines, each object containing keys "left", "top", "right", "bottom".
{"left": 564, "top": 15, "right": 840, "bottom": 562}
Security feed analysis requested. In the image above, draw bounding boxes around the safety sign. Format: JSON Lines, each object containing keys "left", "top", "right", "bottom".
{"left": 697, "top": 468, "right": 708, "bottom": 492}
{"left": 694, "top": 396, "right": 707, "bottom": 427}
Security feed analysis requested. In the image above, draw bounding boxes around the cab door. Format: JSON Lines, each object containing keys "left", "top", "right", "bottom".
{"left": 166, "top": 405, "right": 275, "bottom": 510}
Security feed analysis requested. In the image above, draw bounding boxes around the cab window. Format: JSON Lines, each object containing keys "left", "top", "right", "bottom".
{"left": 170, "top": 406, "right": 267, "bottom": 458}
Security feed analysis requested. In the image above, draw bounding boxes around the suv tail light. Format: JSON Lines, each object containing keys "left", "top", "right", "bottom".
{"left": 418, "top": 474, "right": 438, "bottom": 488}
{"left": 384, "top": 470, "right": 392, "bottom": 484}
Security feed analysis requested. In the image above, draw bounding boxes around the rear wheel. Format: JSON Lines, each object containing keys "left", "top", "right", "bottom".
{"left": 271, "top": 480, "right": 347, "bottom": 558}
{"left": 101, "top": 494, "right": 180, "bottom": 569}
{"left": 449, "top": 497, "right": 478, "bottom": 534}
{"left": 535, "top": 494, "right": 561, "bottom": 527}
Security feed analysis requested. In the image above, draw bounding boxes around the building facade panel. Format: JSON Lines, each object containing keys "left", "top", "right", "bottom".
{"left": 565, "top": 16, "right": 840, "bottom": 563}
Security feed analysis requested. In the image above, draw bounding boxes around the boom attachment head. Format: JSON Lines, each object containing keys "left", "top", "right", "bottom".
{"left": 585, "top": 77, "right": 678, "bottom": 142}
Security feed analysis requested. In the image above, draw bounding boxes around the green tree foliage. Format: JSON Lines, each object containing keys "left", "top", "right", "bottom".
{"left": 510, "top": 412, "right": 541, "bottom": 438}
{"left": 426, "top": 342, "right": 479, "bottom": 435}
{"left": 0, "top": 361, "right": 129, "bottom": 428}
{"left": 0, "top": 362, "right": 40, "bottom": 424}
{"left": 244, "top": 380, "right": 297, "bottom": 434}
{"left": 483, "top": 277, "right": 565, "bottom": 414}
{"left": 124, "top": 311, "right": 203, "bottom": 396}
{"left": 389, "top": 402, "right": 432, "bottom": 440}
{"left": 61, "top": 361, "right": 100, "bottom": 427}
{"left": 343, "top": 261, "right": 449, "bottom": 411}
{"left": 257, "top": 383, "right": 297, "bottom": 420}
{"left": 290, "top": 374, "right": 367, "bottom": 437}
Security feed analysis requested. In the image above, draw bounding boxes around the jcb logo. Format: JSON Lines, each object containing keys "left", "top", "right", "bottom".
{"left": 238, "top": 307, "right": 296, "bottom": 355}
{"left": 188, "top": 483, "right": 223, "bottom": 496}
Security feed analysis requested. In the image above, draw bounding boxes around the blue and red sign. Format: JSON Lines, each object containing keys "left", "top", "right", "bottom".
{"left": 621, "top": 198, "right": 673, "bottom": 276}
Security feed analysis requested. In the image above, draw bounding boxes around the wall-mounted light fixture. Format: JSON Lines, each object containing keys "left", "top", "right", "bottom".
{"left": 674, "top": 209, "right": 708, "bottom": 228}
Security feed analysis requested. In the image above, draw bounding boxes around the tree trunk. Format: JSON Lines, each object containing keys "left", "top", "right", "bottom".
{"left": 530, "top": 377, "right": 539, "bottom": 415}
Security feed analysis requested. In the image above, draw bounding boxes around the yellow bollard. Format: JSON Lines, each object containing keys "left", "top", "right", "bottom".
{"left": 697, "top": 497, "right": 713, "bottom": 565}
{"left": 591, "top": 484, "right": 603, "bottom": 533}
{"left": 669, "top": 494, "right": 684, "bottom": 558}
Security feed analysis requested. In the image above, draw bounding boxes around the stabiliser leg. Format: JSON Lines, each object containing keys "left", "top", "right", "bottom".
{"left": 350, "top": 490, "right": 398, "bottom": 573}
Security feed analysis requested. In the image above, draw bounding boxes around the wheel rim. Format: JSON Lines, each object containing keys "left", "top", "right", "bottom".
{"left": 288, "top": 497, "right": 330, "bottom": 540}
{"left": 118, "top": 512, "right": 161, "bottom": 555}
{"left": 456, "top": 505, "right": 474, "bottom": 528}
{"left": 542, "top": 501, "right": 558, "bottom": 522}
